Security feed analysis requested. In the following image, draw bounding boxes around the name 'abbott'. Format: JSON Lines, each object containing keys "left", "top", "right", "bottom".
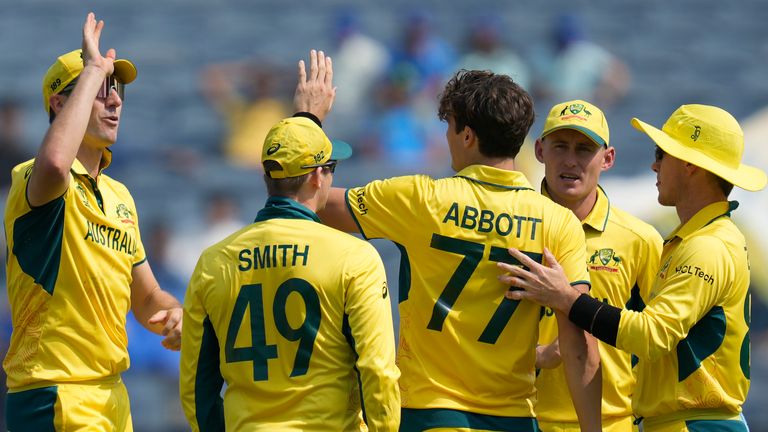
{"left": 442, "top": 202, "right": 542, "bottom": 240}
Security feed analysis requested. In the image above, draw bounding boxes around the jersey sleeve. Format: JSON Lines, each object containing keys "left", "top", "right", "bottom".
{"left": 345, "top": 175, "right": 430, "bottom": 243}
{"left": 342, "top": 243, "right": 400, "bottom": 431}
{"left": 635, "top": 228, "right": 663, "bottom": 304}
{"left": 179, "top": 254, "right": 225, "bottom": 432}
{"left": 617, "top": 236, "right": 730, "bottom": 361}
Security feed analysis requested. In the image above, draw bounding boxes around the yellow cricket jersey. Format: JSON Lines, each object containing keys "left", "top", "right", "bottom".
{"left": 537, "top": 185, "right": 663, "bottom": 427}
{"left": 345, "top": 165, "right": 590, "bottom": 429}
{"left": 616, "top": 201, "right": 751, "bottom": 427}
{"left": 3, "top": 154, "right": 146, "bottom": 390}
{"left": 180, "top": 197, "right": 400, "bottom": 432}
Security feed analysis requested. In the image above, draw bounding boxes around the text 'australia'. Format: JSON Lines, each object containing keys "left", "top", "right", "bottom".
{"left": 83, "top": 221, "right": 137, "bottom": 255}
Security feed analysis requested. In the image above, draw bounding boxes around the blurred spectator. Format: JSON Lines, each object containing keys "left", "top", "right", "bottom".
{"left": 168, "top": 191, "right": 247, "bottom": 279}
{"left": 0, "top": 97, "right": 28, "bottom": 430}
{"left": 0, "top": 98, "right": 31, "bottom": 191}
{"left": 389, "top": 11, "right": 457, "bottom": 98}
{"left": 123, "top": 222, "right": 187, "bottom": 431}
{"left": 201, "top": 61, "right": 290, "bottom": 169}
{"left": 531, "top": 12, "right": 630, "bottom": 107}
{"left": 126, "top": 222, "right": 185, "bottom": 376}
{"left": 326, "top": 8, "right": 390, "bottom": 143}
{"left": 458, "top": 14, "right": 531, "bottom": 91}
{"left": 362, "top": 65, "right": 447, "bottom": 167}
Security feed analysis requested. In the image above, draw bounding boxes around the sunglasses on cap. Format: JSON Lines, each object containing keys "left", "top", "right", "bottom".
{"left": 654, "top": 145, "right": 665, "bottom": 162}
{"left": 301, "top": 160, "right": 337, "bottom": 173}
{"left": 60, "top": 75, "right": 125, "bottom": 100}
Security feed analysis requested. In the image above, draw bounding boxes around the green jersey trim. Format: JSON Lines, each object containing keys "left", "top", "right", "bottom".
{"left": 196, "top": 316, "right": 225, "bottom": 432}
{"left": 254, "top": 196, "right": 321, "bottom": 223}
{"left": 12, "top": 196, "right": 65, "bottom": 295}
{"left": 344, "top": 188, "right": 369, "bottom": 239}
{"left": 393, "top": 242, "right": 412, "bottom": 303}
{"left": 401, "top": 407, "right": 538, "bottom": 431}
{"left": 686, "top": 418, "right": 748, "bottom": 432}
{"left": 676, "top": 306, "right": 726, "bottom": 381}
{"left": 6, "top": 385, "right": 57, "bottom": 432}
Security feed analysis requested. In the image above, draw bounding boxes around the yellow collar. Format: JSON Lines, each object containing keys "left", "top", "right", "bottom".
{"left": 666, "top": 201, "right": 737, "bottom": 241}
{"left": 70, "top": 149, "right": 113, "bottom": 177}
{"left": 454, "top": 165, "right": 534, "bottom": 190}
{"left": 541, "top": 181, "right": 610, "bottom": 232}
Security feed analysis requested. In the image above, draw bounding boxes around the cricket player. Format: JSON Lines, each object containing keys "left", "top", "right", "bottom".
{"left": 4, "top": 13, "right": 182, "bottom": 431}
{"left": 500, "top": 104, "right": 766, "bottom": 432}
{"left": 320, "top": 70, "right": 602, "bottom": 431}
{"left": 180, "top": 51, "right": 400, "bottom": 431}
{"left": 533, "top": 100, "right": 663, "bottom": 432}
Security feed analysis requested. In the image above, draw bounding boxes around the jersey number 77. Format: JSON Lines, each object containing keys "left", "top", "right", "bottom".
{"left": 428, "top": 233, "right": 542, "bottom": 344}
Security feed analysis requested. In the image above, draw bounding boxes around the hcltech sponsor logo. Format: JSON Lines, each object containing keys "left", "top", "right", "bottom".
{"left": 674, "top": 263, "right": 715, "bottom": 285}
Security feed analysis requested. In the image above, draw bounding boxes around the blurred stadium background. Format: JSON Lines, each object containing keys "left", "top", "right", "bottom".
{"left": 1, "top": 0, "right": 767, "bottom": 430}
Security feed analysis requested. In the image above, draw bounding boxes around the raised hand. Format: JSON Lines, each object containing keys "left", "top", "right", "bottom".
{"left": 497, "top": 248, "right": 580, "bottom": 313}
{"left": 81, "top": 12, "right": 115, "bottom": 77}
{"left": 293, "top": 49, "right": 336, "bottom": 122}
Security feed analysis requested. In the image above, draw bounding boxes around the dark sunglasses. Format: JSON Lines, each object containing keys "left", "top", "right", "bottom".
{"left": 60, "top": 75, "right": 125, "bottom": 100}
{"left": 654, "top": 146, "right": 665, "bottom": 162}
{"left": 301, "top": 160, "right": 337, "bottom": 173}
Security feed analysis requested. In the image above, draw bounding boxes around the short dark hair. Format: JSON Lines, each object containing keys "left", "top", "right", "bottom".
{"left": 715, "top": 174, "right": 734, "bottom": 197}
{"left": 262, "top": 160, "right": 310, "bottom": 197}
{"left": 49, "top": 79, "right": 77, "bottom": 124}
{"left": 438, "top": 70, "right": 535, "bottom": 159}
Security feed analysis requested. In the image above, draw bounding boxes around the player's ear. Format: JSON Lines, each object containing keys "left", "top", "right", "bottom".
{"left": 309, "top": 167, "right": 324, "bottom": 189}
{"left": 463, "top": 125, "right": 476, "bottom": 149}
{"left": 601, "top": 146, "right": 615, "bottom": 171}
{"left": 49, "top": 94, "right": 67, "bottom": 115}
{"left": 534, "top": 138, "right": 545, "bottom": 163}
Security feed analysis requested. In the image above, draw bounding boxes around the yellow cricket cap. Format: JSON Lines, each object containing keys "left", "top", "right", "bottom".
{"left": 632, "top": 104, "right": 767, "bottom": 192}
{"left": 262, "top": 117, "right": 353, "bottom": 179}
{"left": 42, "top": 49, "right": 137, "bottom": 113}
{"left": 541, "top": 99, "right": 609, "bottom": 147}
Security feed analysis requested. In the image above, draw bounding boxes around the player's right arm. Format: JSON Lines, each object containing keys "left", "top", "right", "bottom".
{"left": 318, "top": 187, "right": 359, "bottom": 233}
{"left": 180, "top": 256, "right": 225, "bottom": 432}
{"left": 344, "top": 243, "right": 400, "bottom": 431}
{"left": 28, "top": 13, "right": 113, "bottom": 206}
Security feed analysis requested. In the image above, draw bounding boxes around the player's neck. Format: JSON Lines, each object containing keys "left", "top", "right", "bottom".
{"left": 76, "top": 146, "right": 105, "bottom": 178}
{"left": 474, "top": 156, "right": 516, "bottom": 171}
{"left": 567, "top": 190, "right": 598, "bottom": 221}
{"left": 674, "top": 186, "right": 727, "bottom": 225}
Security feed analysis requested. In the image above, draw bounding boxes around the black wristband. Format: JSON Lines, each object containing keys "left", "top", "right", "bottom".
{"left": 293, "top": 112, "right": 322, "bottom": 128}
{"left": 568, "top": 293, "right": 621, "bottom": 346}
{"left": 569, "top": 293, "right": 603, "bottom": 332}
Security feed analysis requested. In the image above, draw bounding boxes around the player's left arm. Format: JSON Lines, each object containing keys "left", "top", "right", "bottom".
{"left": 130, "top": 261, "right": 183, "bottom": 350}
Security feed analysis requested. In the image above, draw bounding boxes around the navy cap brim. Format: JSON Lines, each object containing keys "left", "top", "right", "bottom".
{"left": 330, "top": 140, "right": 353, "bottom": 161}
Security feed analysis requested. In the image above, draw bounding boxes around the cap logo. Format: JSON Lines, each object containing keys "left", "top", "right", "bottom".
{"left": 49, "top": 78, "right": 63, "bottom": 92}
{"left": 266, "top": 143, "right": 281, "bottom": 155}
{"left": 691, "top": 125, "right": 701, "bottom": 141}
{"left": 313, "top": 150, "right": 325, "bottom": 163}
{"left": 559, "top": 103, "right": 591, "bottom": 118}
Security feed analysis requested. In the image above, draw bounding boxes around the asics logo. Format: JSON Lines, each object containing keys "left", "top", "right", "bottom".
{"left": 266, "top": 143, "right": 281, "bottom": 155}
